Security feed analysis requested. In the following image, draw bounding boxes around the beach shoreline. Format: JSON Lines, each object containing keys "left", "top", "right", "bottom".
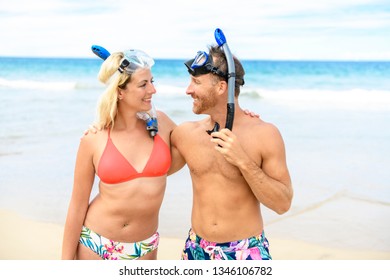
{"left": 1, "top": 57, "right": 390, "bottom": 262}
{"left": 1, "top": 209, "right": 389, "bottom": 260}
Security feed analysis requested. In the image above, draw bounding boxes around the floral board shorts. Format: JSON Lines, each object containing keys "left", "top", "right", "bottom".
{"left": 181, "top": 228, "right": 272, "bottom": 260}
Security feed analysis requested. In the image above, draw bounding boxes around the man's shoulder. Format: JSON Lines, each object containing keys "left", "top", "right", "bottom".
{"left": 250, "top": 120, "right": 285, "bottom": 150}
{"left": 172, "top": 121, "right": 193, "bottom": 138}
{"left": 171, "top": 119, "right": 208, "bottom": 145}
{"left": 247, "top": 117, "right": 279, "bottom": 132}
{"left": 260, "top": 120, "right": 281, "bottom": 135}
{"left": 175, "top": 118, "right": 206, "bottom": 131}
{"left": 239, "top": 118, "right": 282, "bottom": 143}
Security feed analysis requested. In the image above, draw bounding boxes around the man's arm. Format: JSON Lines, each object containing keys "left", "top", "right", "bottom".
{"left": 211, "top": 125, "right": 293, "bottom": 214}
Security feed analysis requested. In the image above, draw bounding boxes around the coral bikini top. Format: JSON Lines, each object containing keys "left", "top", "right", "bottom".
{"left": 97, "top": 128, "right": 171, "bottom": 184}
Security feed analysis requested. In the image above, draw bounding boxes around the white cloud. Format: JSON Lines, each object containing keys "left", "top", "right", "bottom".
{"left": 0, "top": 0, "right": 389, "bottom": 60}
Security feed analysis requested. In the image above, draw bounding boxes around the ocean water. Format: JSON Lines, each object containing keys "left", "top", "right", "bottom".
{"left": 1, "top": 57, "right": 390, "bottom": 252}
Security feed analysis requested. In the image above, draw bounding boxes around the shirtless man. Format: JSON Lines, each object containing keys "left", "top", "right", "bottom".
{"left": 170, "top": 45, "right": 293, "bottom": 260}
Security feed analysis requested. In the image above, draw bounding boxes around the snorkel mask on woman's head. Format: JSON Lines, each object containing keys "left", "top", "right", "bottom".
{"left": 118, "top": 49, "right": 155, "bottom": 74}
{"left": 184, "top": 51, "right": 227, "bottom": 79}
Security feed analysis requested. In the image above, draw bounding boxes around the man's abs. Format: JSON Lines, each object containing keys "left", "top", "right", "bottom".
{"left": 191, "top": 177, "right": 263, "bottom": 243}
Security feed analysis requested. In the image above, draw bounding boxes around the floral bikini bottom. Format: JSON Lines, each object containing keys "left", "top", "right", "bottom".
{"left": 79, "top": 225, "right": 159, "bottom": 260}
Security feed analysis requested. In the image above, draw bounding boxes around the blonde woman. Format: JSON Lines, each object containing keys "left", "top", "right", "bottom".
{"left": 62, "top": 49, "right": 176, "bottom": 260}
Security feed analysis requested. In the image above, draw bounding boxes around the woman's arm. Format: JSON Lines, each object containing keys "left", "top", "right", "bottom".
{"left": 61, "top": 135, "right": 95, "bottom": 259}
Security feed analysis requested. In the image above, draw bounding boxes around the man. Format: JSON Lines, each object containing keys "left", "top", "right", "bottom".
{"left": 169, "top": 45, "right": 293, "bottom": 260}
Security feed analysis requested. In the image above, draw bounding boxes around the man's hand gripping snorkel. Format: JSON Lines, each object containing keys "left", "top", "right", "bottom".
{"left": 207, "top": 29, "right": 259, "bottom": 161}
{"left": 205, "top": 28, "right": 236, "bottom": 137}
{"left": 206, "top": 29, "right": 238, "bottom": 150}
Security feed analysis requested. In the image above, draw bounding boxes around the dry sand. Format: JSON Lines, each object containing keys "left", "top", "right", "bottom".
{"left": 1, "top": 209, "right": 389, "bottom": 260}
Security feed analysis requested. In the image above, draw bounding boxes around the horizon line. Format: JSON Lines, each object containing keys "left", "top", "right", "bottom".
{"left": 1, "top": 55, "right": 390, "bottom": 63}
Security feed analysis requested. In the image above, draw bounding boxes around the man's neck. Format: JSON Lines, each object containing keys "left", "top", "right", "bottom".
{"left": 208, "top": 101, "right": 242, "bottom": 131}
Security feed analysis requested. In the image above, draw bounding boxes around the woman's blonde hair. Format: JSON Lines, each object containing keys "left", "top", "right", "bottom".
{"left": 95, "top": 52, "right": 132, "bottom": 129}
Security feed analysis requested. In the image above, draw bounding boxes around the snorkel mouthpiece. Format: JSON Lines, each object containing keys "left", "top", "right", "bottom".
{"left": 136, "top": 104, "right": 158, "bottom": 138}
{"left": 137, "top": 112, "right": 158, "bottom": 137}
{"left": 206, "top": 122, "right": 220, "bottom": 135}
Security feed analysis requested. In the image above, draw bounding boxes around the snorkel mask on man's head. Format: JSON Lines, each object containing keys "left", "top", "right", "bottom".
{"left": 184, "top": 51, "right": 227, "bottom": 80}
{"left": 118, "top": 49, "right": 155, "bottom": 74}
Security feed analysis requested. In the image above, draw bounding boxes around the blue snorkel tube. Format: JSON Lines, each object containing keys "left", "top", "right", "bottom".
{"left": 91, "top": 45, "right": 158, "bottom": 137}
{"left": 214, "top": 28, "right": 235, "bottom": 131}
{"left": 92, "top": 45, "right": 111, "bottom": 60}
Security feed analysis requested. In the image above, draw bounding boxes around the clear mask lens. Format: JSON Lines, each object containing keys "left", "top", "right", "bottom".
{"left": 118, "top": 49, "right": 155, "bottom": 74}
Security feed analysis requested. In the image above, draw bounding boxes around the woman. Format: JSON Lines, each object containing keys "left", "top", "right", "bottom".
{"left": 62, "top": 49, "right": 177, "bottom": 260}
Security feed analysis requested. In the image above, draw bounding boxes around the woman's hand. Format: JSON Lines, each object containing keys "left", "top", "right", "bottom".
{"left": 244, "top": 109, "right": 260, "bottom": 118}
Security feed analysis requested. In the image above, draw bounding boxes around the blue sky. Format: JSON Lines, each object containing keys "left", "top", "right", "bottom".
{"left": 1, "top": 0, "right": 389, "bottom": 60}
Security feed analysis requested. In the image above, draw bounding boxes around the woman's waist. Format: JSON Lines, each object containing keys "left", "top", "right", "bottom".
{"left": 83, "top": 208, "right": 159, "bottom": 242}
{"left": 87, "top": 196, "right": 160, "bottom": 222}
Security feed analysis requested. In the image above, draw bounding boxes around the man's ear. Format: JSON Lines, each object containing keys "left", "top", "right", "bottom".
{"left": 217, "top": 80, "right": 228, "bottom": 96}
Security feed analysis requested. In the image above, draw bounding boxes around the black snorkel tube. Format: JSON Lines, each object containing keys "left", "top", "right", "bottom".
{"left": 91, "top": 45, "right": 158, "bottom": 138}
{"left": 206, "top": 29, "right": 236, "bottom": 135}
{"left": 215, "top": 28, "right": 235, "bottom": 131}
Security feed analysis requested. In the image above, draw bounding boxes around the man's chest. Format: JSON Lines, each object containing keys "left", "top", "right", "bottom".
{"left": 178, "top": 133, "right": 243, "bottom": 178}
